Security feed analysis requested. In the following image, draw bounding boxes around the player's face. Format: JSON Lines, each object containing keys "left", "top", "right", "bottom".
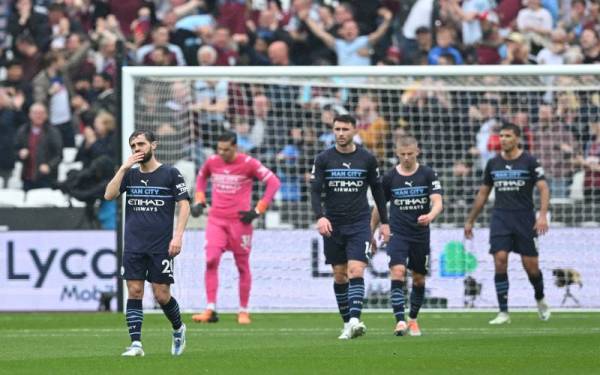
{"left": 396, "top": 144, "right": 419, "bottom": 170}
{"left": 217, "top": 140, "right": 237, "bottom": 163}
{"left": 129, "top": 135, "right": 156, "bottom": 163}
{"left": 333, "top": 121, "right": 355, "bottom": 148}
{"left": 499, "top": 129, "right": 519, "bottom": 152}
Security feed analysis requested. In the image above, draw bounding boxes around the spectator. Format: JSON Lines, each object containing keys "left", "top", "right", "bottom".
{"left": 501, "top": 32, "right": 532, "bottom": 64}
{"left": 8, "top": 0, "right": 51, "bottom": 51}
{"left": 580, "top": 28, "right": 600, "bottom": 64}
{"left": 14, "top": 34, "right": 44, "bottom": 81}
{"left": 470, "top": 97, "right": 501, "bottom": 170}
{"left": 15, "top": 103, "right": 63, "bottom": 191}
{"left": 354, "top": 94, "right": 389, "bottom": 163}
{"left": 579, "top": 120, "right": 600, "bottom": 212}
{"left": 516, "top": 0, "right": 553, "bottom": 54}
{"left": 0, "top": 87, "right": 27, "bottom": 188}
{"left": 268, "top": 40, "right": 291, "bottom": 65}
{"left": 32, "top": 51, "right": 75, "bottom": 147}
{"left": 402, "top": 26, "right": 432, "bottom": 65}
{"left": 136, "top": 25, "right": 186, "bottom": 66}
{"left": 400, "top": 0, "right": 434, "bottom": 53}
{"left": 91, "top": 72, "right": 116, "bottom": 116}
{"left": 1, "top": 60, "right": 33, "bottom": 110}
{"left": 300, "top": 7, "right": 393, "bottom": 66}
{"left": 536, "top": 28, "right": 567, "bottom": 66}
{"left": 560, "top": 0, "right": 586, "bottom": 43}
{"left": 210, "top": 25, "right": 239, "bottom": 66}
{"left": 532, "top": 104, "right": 581, "bottom": 198}
{"left": 428, "top": 25, "right": 464, "bottom": 65}
{"left": 75, "top": 111, "right": 116, "bottom": 168}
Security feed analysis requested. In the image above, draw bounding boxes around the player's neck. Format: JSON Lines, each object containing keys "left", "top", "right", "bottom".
{"left": 397, "top": 162, "right": 419, "bottom": 176}
{"left": 139, "top": 158, "right": 161, "bottom": 173}
{"left": 336, "top": 143, "right": 356, "bottom": 154}
{"left": 501, "top": 148, "right": 522, "bottom": 160}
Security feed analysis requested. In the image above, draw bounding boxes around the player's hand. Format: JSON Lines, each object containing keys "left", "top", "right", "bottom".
{"left": 369, "top": 237, "right": 378, "bottom": 257}
{"left": 379, "top": 223, "right": 390, "bottom": 243}
{"left": 239, "top": 209, "right": 260, "bottom": 224}
{"left": 464, "top": 221, "right": 474, "bottom": 239}
{"left": 317, "top": 217, "right": 332, "bottom": 237}
{"left": 190, "top": 203, "right": 206, "bottom": 218}
{"left": 168, "top": 236, "right": 183, "bottom": 257}
{"left": 124, "top": 151, "right": 145, "bottom": 169}
{"left": 534, "top": 214, "right": 549, "bottom": 236}
{"left": 417, "top": 214, "right": 433, "bottom": 226}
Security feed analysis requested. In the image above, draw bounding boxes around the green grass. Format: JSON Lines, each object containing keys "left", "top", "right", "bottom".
{"left": 0, "top": 312, "right": 599, "bottom": 374}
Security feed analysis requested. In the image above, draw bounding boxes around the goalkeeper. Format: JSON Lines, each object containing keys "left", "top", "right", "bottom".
{"left": 190, "top": 132, "right": 280, "bottom": 325}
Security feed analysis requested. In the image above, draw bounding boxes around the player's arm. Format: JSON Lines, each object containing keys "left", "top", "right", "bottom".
{"left": 169, "top": 199, "right": 190, "bottom": 257}
{"left": 104, "top": 151, "right": 144, "bottom": 200}
{"left": 367, "top": 7, "right": 393, "bottom": 46}
{"left": 418, "top": 194, "right": 443, "bottom": 226}
{"left": 464, "top": 184, "right": 491, "bottom": 239}
{"left": 239, "top": 161, "right": 281, "bottom": 224}
{"left": 535, "top": 178, "right": 550, "bottom": 236}
{"left": 418, "top": 170, "right": 444, "bottom": 226}
{"left": 191, "top": 161, "right": 210, "bottom": 217}
{"left": 367, "top": 158, "right": 389, "bottom": 242}
{"left": 310, "top": 155, "right": 332, "bottom": 236}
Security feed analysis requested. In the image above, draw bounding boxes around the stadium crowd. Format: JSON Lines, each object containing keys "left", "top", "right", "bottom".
{"left": 1, "top": 0, "right": 600, "bottom": 227}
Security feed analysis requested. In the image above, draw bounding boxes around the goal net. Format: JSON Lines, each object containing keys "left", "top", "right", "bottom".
{"left": 123, "top": 66, "right": 600, "bottom": 312}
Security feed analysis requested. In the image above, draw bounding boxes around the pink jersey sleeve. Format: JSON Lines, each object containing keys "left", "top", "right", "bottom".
{"left": 248, "top": 156, "right": 281, "bottom": 207}
{"left": 195, "top": 156, "right": 214, "bottom": 196}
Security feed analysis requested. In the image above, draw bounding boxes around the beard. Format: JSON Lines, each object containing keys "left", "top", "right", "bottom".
{"left": 141, "top": 150, "right": 153, "bottom": 163}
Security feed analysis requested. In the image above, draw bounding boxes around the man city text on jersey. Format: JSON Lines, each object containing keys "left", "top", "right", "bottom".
{"left": 325, "top": 167, "right": 367, "bottom": 193}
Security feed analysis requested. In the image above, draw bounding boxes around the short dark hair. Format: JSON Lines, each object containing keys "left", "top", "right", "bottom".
{"left": 333, "top": 114, "right": 356, "bottom": 127}
{"left": 217, "top": 131, "right": 237, "bottom": 145}
{"left": 501, "top": 122, "right": 521, "bottom": 137}
{"left": 129, "top": 130, "right": 156, "bottom": 144}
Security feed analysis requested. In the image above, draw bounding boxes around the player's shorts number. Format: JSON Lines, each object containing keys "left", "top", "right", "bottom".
{"left": 161, "top": 259, "right": 174, "bottom": 274}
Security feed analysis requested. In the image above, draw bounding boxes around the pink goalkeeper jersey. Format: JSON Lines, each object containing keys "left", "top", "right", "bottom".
{"left": 196, "top": 153, "right": 280, "bottom": 219}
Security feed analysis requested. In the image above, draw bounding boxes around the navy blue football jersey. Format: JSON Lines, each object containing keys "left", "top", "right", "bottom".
{"left": 483, "top": 151, "right": 545, "bottom": 211}
{"left": 120, "top": 165, "right": 189, "bottom": 254}
{"left": 310, "top": 146, "right": 386, "bottom": 225}
{"left": 383, "top": 165, "right": 442, "bottom": 242}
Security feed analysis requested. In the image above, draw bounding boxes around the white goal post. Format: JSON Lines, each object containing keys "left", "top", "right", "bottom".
{"left": 121, "top": 65, "right": 600, "bottom": 312}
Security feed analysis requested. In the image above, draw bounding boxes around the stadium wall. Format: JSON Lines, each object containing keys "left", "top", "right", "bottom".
{"left": 0, "top": 230, "right": 597, "bottom": 311}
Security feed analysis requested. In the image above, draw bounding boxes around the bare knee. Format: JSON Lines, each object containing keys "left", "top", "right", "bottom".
{"left": 412, "top": 273, "right": 426, "bottom": 287}
{"left": 494, "top": 252, "right": 509, "bottom": 273}
{"left": 152, "top": 284, "right": 171, "bottom": 305}
{"left": 347, "top": 261, "right": 366, "bottom": 279}
{"left": 332, "top": 265, "right": 348, "bottom": 284}
{"left": 390, "top": 265, "right": 406, "bottom": 281}
{"left": 127, "top": 281, "right": 144, "bottom": 299}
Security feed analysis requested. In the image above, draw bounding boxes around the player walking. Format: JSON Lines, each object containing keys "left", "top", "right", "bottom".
{"left": 104, "top": 130, "right": 190, "bottom": 356}
{"left": 191, "top": 132, "right": 280, "bottom": 324}
{"left": 310, "top": 114, "right": 390, "bottom": 339}
{"left": 464, "top": 123, "right": 551, "bottom": 324}
{"left": 371, "top": 136, "right": 443, "bottom": 336}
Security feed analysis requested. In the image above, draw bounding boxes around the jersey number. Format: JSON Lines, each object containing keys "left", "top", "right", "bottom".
{"left": 162, "top": 259, "right": 174, "bottom": 274}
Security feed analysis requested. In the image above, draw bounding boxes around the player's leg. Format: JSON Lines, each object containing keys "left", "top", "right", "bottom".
{"left": 192, "top": 216, "right": 227, "bottom": 323}
{"left": 121, "top": 252, "right": 146, "bottom": 356}
{"left": 148, "top": 255, "right": 186, "bottom": 355}
{"left": 323, "top": 230, "right": 351, "bottom": 339}
{"left": 345, "top": 220, "right": 371, "bottom": 338}
{"left": 230, "top": 221, "right": 253, "bottom": 324}
{"left": 515, "top": 215, "right": 551, "bottom": 321}
{"left": 489, "top": 249, "right": 511, "bottom": 324}
{"left": 406, "top": 242, "right": 429, "bottom": 336}
{"left": 387, "top": 235, "right": 408, "bottom": 336}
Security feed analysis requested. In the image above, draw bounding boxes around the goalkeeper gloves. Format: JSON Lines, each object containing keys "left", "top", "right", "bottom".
{"left": 190, "top": 203, "right": 206, "bottom": 218}
{"left": 239, "top": 209, "right": 260, "bottom": 224}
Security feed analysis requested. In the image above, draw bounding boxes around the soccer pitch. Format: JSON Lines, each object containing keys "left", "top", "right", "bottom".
{"left": 0, "top": 312, "right": 598, "bottom": 374}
